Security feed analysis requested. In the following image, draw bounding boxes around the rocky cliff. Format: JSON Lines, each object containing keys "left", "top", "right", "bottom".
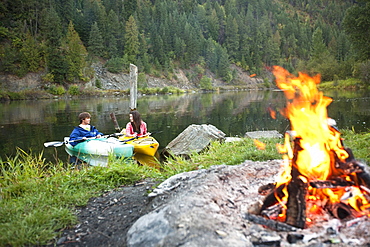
{"left": 0, "top": 63, "right": 265, "bottom": 92}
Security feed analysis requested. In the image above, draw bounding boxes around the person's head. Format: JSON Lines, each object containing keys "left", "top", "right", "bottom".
{"left": 129, "top": 110, "right": 142, "bottom": 132}
{"left": 129, "top": 110, "right": 141, "bottom": 122}
{"left": 78, "top": 112, "right": 91, "bottom": 124}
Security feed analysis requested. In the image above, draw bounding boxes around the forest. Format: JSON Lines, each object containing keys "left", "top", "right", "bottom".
{"left": 0, "top": 0, "right": 369, "bottom": 87}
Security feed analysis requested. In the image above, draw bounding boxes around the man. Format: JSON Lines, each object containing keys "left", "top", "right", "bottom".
{"left": 69, "top": 112, "right": 103, "bottom": 146}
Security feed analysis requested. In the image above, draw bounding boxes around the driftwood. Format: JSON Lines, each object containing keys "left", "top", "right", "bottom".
{"left": 161, "top": 124, "right": 225, "bottom": 158}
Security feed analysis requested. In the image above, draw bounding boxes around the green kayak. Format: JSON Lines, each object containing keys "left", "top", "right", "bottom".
{"left": 65, "top": 137, "right": 134, "bottom": 166}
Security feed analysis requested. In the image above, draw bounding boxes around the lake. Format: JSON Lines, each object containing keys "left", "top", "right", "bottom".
{"left": 0, "top": 90, "right": 369, "bottom": 164}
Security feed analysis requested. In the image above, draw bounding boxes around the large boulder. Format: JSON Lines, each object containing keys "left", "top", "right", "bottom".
{"left": 161, "top": 124, "right": 226, "bottom": 158}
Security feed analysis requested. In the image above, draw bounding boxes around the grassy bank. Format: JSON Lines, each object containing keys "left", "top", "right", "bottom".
{"left": 0, "top": 130, "right": 369, "bottom": 246}
{"left": 320, "top": 78, "right": 370, "bottom": 90}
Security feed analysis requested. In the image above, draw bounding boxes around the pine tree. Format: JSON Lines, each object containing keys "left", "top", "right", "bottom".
{"left": 20, "top": 32, "right": 43, "bottom": 72}
{"left": 311, "top": 27, "right": 328, "bottom": 60}
{"left": 123, "top": 0, "right": 138, "bottom": 21}
{"left": 106, "top": 10, "right": 120, "bottom": 57}
{"left": 124, "top": 15, "right": 140, "bottom": 63}
{"left": 225, "top": 15, "right": 239, "bottom": 62}
{"left": 88, "top": 22, "right": 104, "bottom": 57}
{"left": 208, "top": 9, "right": 220, "bottom": 42}
{"left": 42, "top": 7, "right": 67, "bottom": 83}
{"left": 63, "top": 21, "right": 88, "bottom": 82}
{"left": 343, "top": 2, "right": 370, "bottom": 60}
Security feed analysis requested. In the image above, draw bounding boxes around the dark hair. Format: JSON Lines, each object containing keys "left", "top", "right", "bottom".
{"left": 130, "top": 110, "right": 142, "bottom": 134}
{"left": 78, "top": 112, "right": 91, "bottom": 123}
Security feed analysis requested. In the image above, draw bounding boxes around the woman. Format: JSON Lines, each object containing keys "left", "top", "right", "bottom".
{"left": 125, "top": 110, "right": 150, "bottom": 137}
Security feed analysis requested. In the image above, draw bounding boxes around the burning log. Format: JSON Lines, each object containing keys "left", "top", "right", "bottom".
{"left": 285, "top": 166, "right": 307, "bottom": 228}
{"left": 309, "top": 179, "right": 354, "bottom": 189}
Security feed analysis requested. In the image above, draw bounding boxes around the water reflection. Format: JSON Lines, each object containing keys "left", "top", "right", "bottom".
{"left": 0, "top": 90, "right": 369, "bottom": 163}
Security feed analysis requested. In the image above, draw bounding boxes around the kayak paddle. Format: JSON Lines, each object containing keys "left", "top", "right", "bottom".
{"left": 43, "top": 133, "right": 123, "bottom": 148}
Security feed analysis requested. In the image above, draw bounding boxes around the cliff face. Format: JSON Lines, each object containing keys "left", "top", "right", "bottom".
{"left": 0, "top": 63, "right": 264, "bottom": 92}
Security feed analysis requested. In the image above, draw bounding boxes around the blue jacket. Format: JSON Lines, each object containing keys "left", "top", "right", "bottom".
{"left": 69, "top": 125, "right": 104, "bottom": 146}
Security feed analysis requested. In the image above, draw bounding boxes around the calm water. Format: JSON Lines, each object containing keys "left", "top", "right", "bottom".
{"left": 0, "top": 90, "right": 369, "bottom": 163}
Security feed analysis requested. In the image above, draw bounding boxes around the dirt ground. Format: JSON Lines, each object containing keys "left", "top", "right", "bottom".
{"left": 48, "top": 179, "right": 160, "bottom": 247}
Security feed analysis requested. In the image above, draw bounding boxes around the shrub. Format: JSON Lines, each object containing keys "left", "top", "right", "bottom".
{"left": 47, "top": 85, "right": 65, "bottom": 95}
{"left": 199, "top": 75, "right": 213, "bottom": 90}
{"left": 68, "top": 85, "right": 80, "bottom": 95}
{"left": 95, "top": 78, "right": 102, "bottom": 89}
{"left": 42, "top": 73, "right": 54, "bottom": 83}
{"left": 161, "top": 87, "right": 169, "bottom": 93}
{"left": 7, "top": 91, "right": 25, "bottom": 100}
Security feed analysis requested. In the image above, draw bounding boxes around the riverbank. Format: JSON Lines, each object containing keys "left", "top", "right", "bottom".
{"left": 0, "top": 130, "right": 369, "bottom": 246}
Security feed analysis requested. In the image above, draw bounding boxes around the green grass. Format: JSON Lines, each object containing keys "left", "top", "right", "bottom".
{"left": 0, "top": 151, "right": 161, "bottom": 246}
{"left": 0, "top": 131, "right": 369, "bottom": 246}
{"left": 341, "top": 129, "right": 370, "bottom": 164}
{"left": 162, "top": 138, "right": 281, "bottom": 177}
{"left": 319, "top": 78, "right": 365, "bottom": 90}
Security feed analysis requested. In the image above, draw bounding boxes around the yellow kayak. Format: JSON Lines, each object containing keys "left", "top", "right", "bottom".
{"left": 119, "top": 132, "right": 159, "bottom": 157}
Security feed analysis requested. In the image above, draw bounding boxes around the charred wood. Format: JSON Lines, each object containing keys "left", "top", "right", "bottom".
{"left": 258, "top": 183, "right": 276, "bottom": 195}
{"left": 285, "top": 138, "right": 307, "bottom": 229}
{"left": 243, "top": 213, "right": 298, "bottom": 232}
{"left": 260, "top": 203, "right": 283, "bottom": 219}
{"left": 287, "top": 233, "right": 304, "bottom": 244}
{"left": 325, "top": 202, "right": 358, "bottom": 220}
{"left": 285, "top": 172, "right": 307, "bottom": 229}
{"left": 309, "top": 179, "right": 354, "bottom": 189}
{"left": 259, "top": 184, "right": 286, "bottom": 214}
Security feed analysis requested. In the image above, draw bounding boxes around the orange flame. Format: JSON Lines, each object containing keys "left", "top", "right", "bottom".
{"left": 273, "top": 66, "right": 347, "bottom": 180}
{"left": 271, "top": 66, "right": 370, "bottom": 219}
{"left": 268, "top": 107, "right": 277, "bottom": 119}
{"left": 250, "top": 73, "right": 256, "bottom": 77}
{"left": 254, "top": 139, "right": 266, "bottom": 150}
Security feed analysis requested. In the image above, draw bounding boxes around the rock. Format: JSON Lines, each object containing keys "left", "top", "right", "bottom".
{"left": 225, "top": 137, "right": 243, "bottom": 142}
{"left": 244, "top": 130, "right": 283, "bottom": 139}
{"left": 126, "top": 160, "right": 282, "bottom": 247}
{"left": 161, "top": 124, "right": 226, "bottom": 158}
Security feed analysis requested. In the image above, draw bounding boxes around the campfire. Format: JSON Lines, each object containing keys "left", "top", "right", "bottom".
{"left": 258, "top": 66, "right": 370, "bottom": 229}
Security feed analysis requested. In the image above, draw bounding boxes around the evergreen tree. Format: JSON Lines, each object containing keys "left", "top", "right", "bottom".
{"left": 343, "top": 1, "right": 370, "bottom": 60}
{"left": 204, "top": 38, "right": 218, "bottom": 74}
{"left": 63, "top": 21, "right": 88, "bottom": 82}
{"left": 216, "top": 45, "right": 231, "bottom": 81}
{"left": 207, "top": 9, "right": 220, "bottom": 42}
{"left": 88, "top": 22, "right": 104, "bottom": 57}
{"left": 42, "top": 7, "right": 67, "bottom": 83}
{"left": 20, "top": 32, "right": 43, "bottom": 72}
{"left": 311, "top": 27, "right": 328, "bottom": 60}
{"left": 124, "top": 15, "right": 140, "bottom": 63}
{"left": 123, "top": 0, "right": 138, "bottom": 21}
{"left": 106, "top": 10, "right": 120, "bottom": 57}
{"left": 225, "top": 16, "right": 239, "bottom": 62}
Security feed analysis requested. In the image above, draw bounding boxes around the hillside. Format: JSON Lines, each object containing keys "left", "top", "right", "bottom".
{"left": 1, "top": 0, "right": 369, "bottom": 91}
